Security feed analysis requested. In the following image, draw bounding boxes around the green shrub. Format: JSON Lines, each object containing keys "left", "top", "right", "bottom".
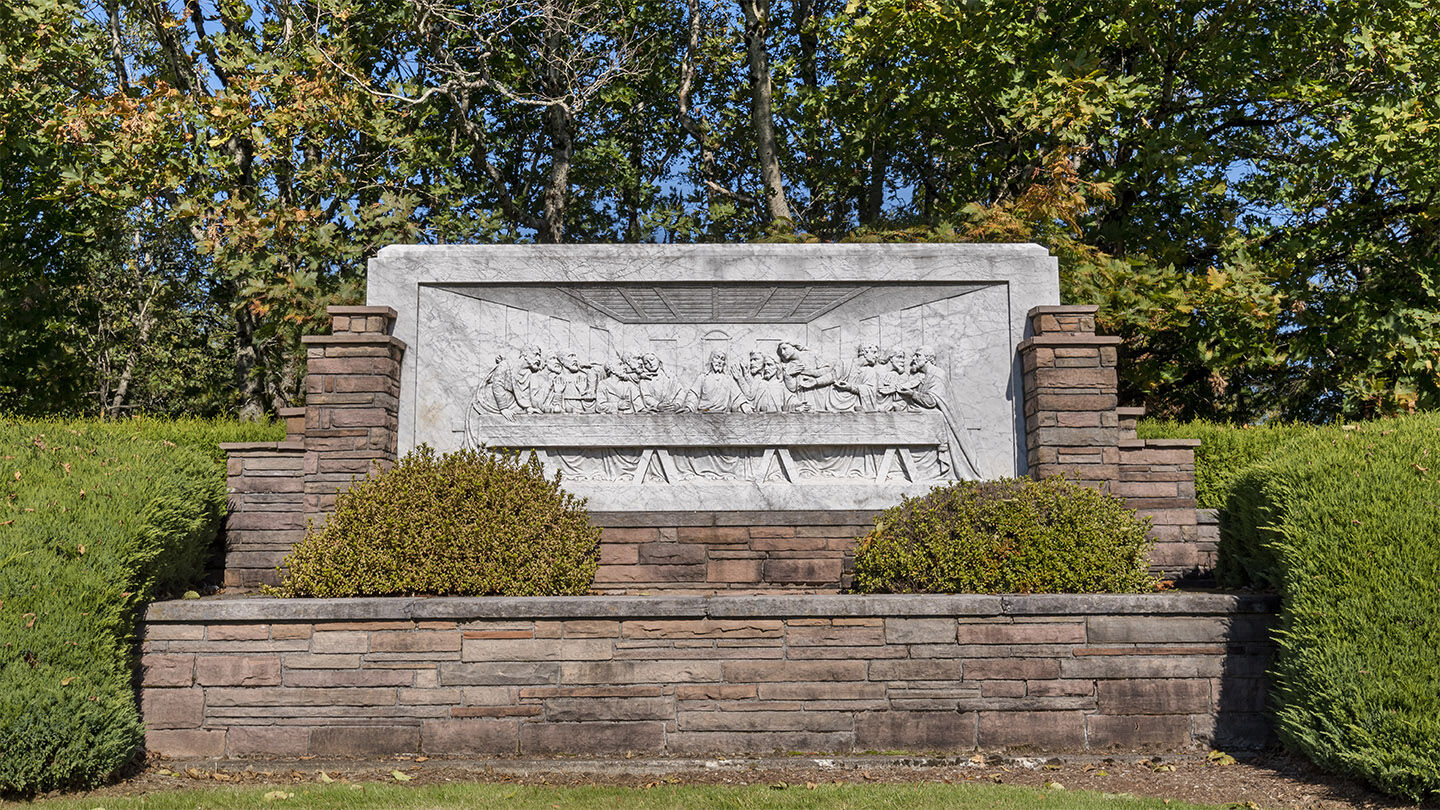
{"left": 851, "top": 477, "right": 1154, "bottom": 594}
{"left": 0, "top": 418, "right": 227, "bottom": 795}
{"left": 1219, "top": 413, "right": 1440, "bottom": 801}
{"left": 1137, "top": 419, "right": 1319, "bottom": 508}
{"left": 277, "top": 446, "right": 601, "bottom": 597}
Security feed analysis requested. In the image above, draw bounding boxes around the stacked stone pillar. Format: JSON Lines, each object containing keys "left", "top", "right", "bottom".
{"left": 1017, "top": 306, "right": 1122, "bottom": 489}
{"left": 219, "top": 306, "right": 404, "bottom": 588}
{"left": 300, "top": 306, "right": 405, "bottom": 520}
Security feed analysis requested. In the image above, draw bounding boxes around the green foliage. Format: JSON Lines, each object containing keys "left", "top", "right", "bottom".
{"left": 1137, "top": 419, "right": 1320, "bottom": 510}
{"left": 852, "top": 477, "right": 1154, "bottom": 595}
{"left": 0, "top": 418, "right": 228, "bottom": 795}
{"left": 1215, "top": 413, "right": 1440, "bottom": 801}
{"left": 277, "top": 446, "right": 600, "bottom": 598}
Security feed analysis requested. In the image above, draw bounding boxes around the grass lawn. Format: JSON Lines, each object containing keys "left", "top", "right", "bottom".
{"left": 13, "top": 781, "right": 1235, "bottom": 809}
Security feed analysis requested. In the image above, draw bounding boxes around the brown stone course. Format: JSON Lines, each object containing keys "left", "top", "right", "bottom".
{"left": 142, "top": 596, "right": 1275, "bottom": 758}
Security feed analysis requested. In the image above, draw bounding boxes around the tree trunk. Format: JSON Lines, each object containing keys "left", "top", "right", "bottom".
{"left": 739, "top": 0, "right": 792, "bottom": 225}
{"left": 540, "top": 101, "right": 574, "bottom": 244}
{"left": 234, "top": 300, "right": 266, "bottom": 421}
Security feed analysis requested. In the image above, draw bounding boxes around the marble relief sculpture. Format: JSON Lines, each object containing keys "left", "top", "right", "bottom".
{"left": 465, "top": 340, "right": 981, "bottom": 484}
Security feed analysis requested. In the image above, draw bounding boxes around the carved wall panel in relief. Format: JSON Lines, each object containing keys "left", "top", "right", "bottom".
{"left": 462, "top": 342, "right": 978, "bottom": 483}
{"left": 373, "top": 244, "right": 1060, "bottom": 511}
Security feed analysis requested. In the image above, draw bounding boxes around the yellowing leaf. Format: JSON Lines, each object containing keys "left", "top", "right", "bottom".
{"left": 391, "top": 770, "right": 412, "bottom": 782}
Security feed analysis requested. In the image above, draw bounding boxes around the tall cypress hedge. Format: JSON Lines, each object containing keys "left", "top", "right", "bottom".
{"left": 0, "top": 418, "right": 274, "bottom": 795}
{"left": 1219, "top": 413, "right": 1440, "bottom": 801}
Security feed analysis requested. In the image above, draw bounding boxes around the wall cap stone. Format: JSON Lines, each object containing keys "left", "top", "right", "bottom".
{"left": 1119, "top": 438, "right": 1202, "bottom": 449}
{"left": 218, "top": 441, "right": 306, "bottom": 453}
{"left": 145, "top": 592, "right": 1278, "bottom": 623}
{"left": 300, "top": 334, "right": 408, "bottom": 349}
{"left": 1026, "top": 305, "right": 1100, "bottom": 316}
{"left": 1016, "top": 335, "right": 1124, "bottom": 351}
{"left": 328, "top": 305, "right": 398, "bottom": 318}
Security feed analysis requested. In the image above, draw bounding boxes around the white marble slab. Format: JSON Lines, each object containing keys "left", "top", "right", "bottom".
{"left": 367, "top": 244, "right": 1059, "bottom": 512}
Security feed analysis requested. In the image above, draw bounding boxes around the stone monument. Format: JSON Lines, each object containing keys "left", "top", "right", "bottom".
{"left": 366, "top": 243, "right": 1059, "bottom": 511}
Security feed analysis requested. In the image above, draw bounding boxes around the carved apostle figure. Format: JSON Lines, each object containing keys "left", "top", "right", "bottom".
{"left": 900, "top": 345, "right": 945, "bottom": 409}
{"left": 596, "top": 352, "right": 646, "bottom": 414}
{"left": 684, "top": 351, "right": 748, "bottom": 413}
{"left": 510, "top": 345, "right": 549, "bottom": 413}
{"left": 830, "top": 343, "right": 883, "bottom": 412}
{"left": 876, "top": 347, "right": 915, "bottom": 411}
{"left": 474, "top": 353, "right": 521, "bottom": 416}
{"left": 555, "top": 350, "right": 598, "bottom": 413}
{"left": 638, "top": 352, "right": 684, "bottom": 412}
{"left": 733, "top": 350, "right": 767, "bottom": 406}
{"left": 777, "top": 341, "right": 834, "bottom": 412}
{"left": 752, "top": 354, "right": 793, "bottom": 413}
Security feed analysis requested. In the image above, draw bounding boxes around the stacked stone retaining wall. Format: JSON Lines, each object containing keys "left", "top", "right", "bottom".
{"left": 141, "top": 594, "right": 1275, "bottom": 758}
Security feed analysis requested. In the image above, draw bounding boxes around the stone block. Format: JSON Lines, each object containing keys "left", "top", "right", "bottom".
{"left": 868, "top": 659, "right": 964, "bottom": 681}
{"left": 450, "top": 705, "right": 542, "bottom": 718}
{"left": 141, "top": 688, "right": 204, "bottom": 729}
{"left": 311, "top": 631, "right": 370, "bottom": 653}
{"left": 884, "top": 618, "right": 957, "bottom": 644}
{"left": 674, "top": 684, "right": 757, "bottom": 700}
{"left": 764, "top": 558, "right": 843, "bottom": 584}
{"left": 1061, "top": 656, "right": 1223, "bottom": 680}
{"left": 679, "top": 710, "right": 850, "bottom": 733}
{"left": 283, "top": 669, "right": 417, "bottom": 688}
{"left": 677, "top": 526, "right": 750, "bottom": 543}
{"left": 1096, "top": 678, "right": 1211, "bottom": 715}
{"left": 785, "top": 622, "right": 884, "bottom": 646}
{"left": 519, "top": 721, "right": 665, "bottom": 755}
{"left": 205, "top": 687, "right": 395, "bottom": 707}
{"left": 542, "top": 697, "right": 673, "bottom": 722}
{"left": 145, "top": 729, "right": 227, "bottom": 758}
{"left": 964, "top": 658, "right": 1059, "bottom": 680}
{"left": 227, "top": 726, "right": 310, "bottom": 756}
{"left": 461, "top": 638, "right": 612, "bottom": 663}
{"left": 623, "top": 619, "right": 782, "bottom": 639}
{"left": 439, "top": 661, "right": 562, "bottom": 686}
{"left": 707, "top": 559, "right": 764, "bottom": 583}
{"left": 195, "top": 656, "right": 282, "bottom": 687}
{"left": 855, "top": 711, "right": 977, "bottom": 750}
{"left": 981, "top": 680, "right": 1026, "bottom": 698}
{"left": 1086, "top": 616, "right": 1231, "bottom": 644}
{"left": 598, "top": 544, "right": 640, "bottom": 565}
{"left": 310, "top": 725, "right": 420, "bottom": 756}
{"left": 563, "top": 620, "right": 621, "bottom": 638}
{"left": 959, "top": 622, "right": 1085, "bottom": 645}
{"left": 421, "top": 719, "right": 520, "bottom": 754}
{"left": 371, "top": 630, "right": 462, "bottom": 653}
{"left": 721, "top": 660, "right": 865, "bottom": 683}
{"left": 977, "top": 711, "right": 1085, "bottom": 749}
{"left": 639, "top": 543, "right": 706, "bottom": 566}
{"left": 141, "top": 654, "right": 195, "bottom": 687}
{"left": 561, "top": 660, "right": 722, "bottom": 685}
{"left": 1086, "top": 714, "right": 1192, "bottom": 748}
{"left": 207, "top": 624, "right": 271, "bottom": 641}
{"left": 757, "top": 682, "right": 885, "bottom": 701}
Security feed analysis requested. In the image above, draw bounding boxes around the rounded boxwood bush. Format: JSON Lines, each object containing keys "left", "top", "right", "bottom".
{"left": 852, "top": 476, "right": 1154, "bottom": 594}
{"left": 276, "top": 446, "right": 600, "bottom": 597}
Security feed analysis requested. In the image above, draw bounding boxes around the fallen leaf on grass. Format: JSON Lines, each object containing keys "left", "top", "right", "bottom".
{"left": 317, "top": 772, "right": 334, "bottom": 783}
{"left": 391, "top": 770, "right": 412, "bottom": 782}
{"left": 262, "top": 790, "right": 293, "bottom": 801}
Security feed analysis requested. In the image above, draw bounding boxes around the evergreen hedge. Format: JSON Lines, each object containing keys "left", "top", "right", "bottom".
{"left": 276, "top": 446, "right": 601, "bottom": 597}
{"left": 1137, "top": 419, "right": 1319, "bottom": 508}
{"left": 1219, "top": 413, "right": 1440, "bottom": 801}
{"left": 0, "top": 418, "right": 269, "bottom": 795}
{"left": 851, "top": 477, "right": 1154, "bottom": 594}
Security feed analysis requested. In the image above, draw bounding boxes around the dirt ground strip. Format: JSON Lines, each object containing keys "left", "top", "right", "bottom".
{"left": 40, "top": 750, "right": 1432, "bottom": 809}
